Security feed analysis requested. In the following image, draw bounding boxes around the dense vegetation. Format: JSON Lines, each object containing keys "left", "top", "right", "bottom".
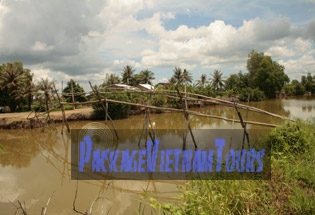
{"left": 139, "top": 120, "right": 315, "bottom": 214}
{"left": 0, "top": 50, "right": 314, "bottom": 113}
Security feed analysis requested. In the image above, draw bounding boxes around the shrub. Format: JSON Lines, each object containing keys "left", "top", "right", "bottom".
{"left": 64, "top": 104, "right": 74, "bottom": 110}
{"left": 92, "top": 93, "right": 131, "bottom": 120}
{"left": 139, "top": 120, "right": 315, "bottom": 215}
{"left": 239, "top": 87, "right": 265, "bottom": 102}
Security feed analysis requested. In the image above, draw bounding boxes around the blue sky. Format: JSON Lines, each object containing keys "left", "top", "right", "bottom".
{"left": 0, "top": 0, "right": 314, "bottom": 91}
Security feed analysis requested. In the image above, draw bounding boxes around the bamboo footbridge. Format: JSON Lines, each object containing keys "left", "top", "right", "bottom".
{"left": 27, "top": 82, "right": 292, "bottom": 148}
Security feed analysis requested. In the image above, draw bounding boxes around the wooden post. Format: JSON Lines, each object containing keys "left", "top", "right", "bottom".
{"left": 71, "top": 80, "right": 75, "bottom": 110}
{"left": 89, "top": 81, "right": 119, "bottom": 140}
{"left": 234, "top": 104, "right": 250, "bottom": 148}
{"left": 53, "top": 83, "right": 70, "bottom": 133}
{"left": 176, "top": 87, "right": 197, "bottom": 150}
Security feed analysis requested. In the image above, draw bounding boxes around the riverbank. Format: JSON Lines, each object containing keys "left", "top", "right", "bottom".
{"left": 0, "top": 107, "right": 95, "bottom": 129}
{"left": 0, "top": 106, "right": 148, "bottom": 129}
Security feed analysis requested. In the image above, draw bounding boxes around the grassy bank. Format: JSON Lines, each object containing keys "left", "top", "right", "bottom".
{"left": 139, "top": 119, "right": 315, "bottom": 214}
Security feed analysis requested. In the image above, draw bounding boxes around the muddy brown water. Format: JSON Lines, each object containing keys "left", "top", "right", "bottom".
{"left": 0, "top": 97, "right": 314, "bottom": 214}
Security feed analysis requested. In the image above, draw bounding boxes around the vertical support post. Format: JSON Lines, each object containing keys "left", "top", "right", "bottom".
{"left": 53, "top": 83, "right": 70, "bottom": 133}
{"left": 89, "top": 81, "right": 119, "bottom": 140}
{"left": 71, "top": 80, "right": 75, "bottom": 110}
{"left": 176, "top": 87, "right": 197, "bottom": 150}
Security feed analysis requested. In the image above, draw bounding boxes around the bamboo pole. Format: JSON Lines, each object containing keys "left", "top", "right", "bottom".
{"left": 71, "top": 80, "right": 75, "bottom": 110}
{"left": 53, "top": 82, "right": 70, "bottom": 133}
{"left": 89, "top": 82, "right": 119, "bottom": 140}
{"left": 60, "top": 98, "right": 280, "bottom": 127}
{"left": 176, "top": 87, "right": 198, "bottom": 150}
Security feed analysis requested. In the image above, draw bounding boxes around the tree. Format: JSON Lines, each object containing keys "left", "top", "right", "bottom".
{"left": 122, "top": 65, "right": 135, "bottom": 85}
{"left": 182, "top": 69, "right": 193, "bottom": 85}
{"left": 37, "top": 78, "right": 55, "bottom": 111}
{"left": 253, "top": 56, "right": 289, "bottom": 98}
{"left": 62, "top": 79, "right": 87, "bottom": 103}
{"left": 101, "top": 74, "right": 121, "bottom": 87}
{"left": 0, "top": 61, "right": 31, "bottom": 111}
{"left": 210, "top": 70, "right": 225, "bottom": 92}
{"left": 303, "top": 73, "right": 315, "bottom": 94}
{"left": 197, "top": 74, "right": 208, "bottom": 88}
{"left": 247, "top": 50, "right": 264, "bottom": 87}
{"left": 139, "top": 69, "right": 155, "bottom": 84}
{"left": 170, "top": 67, "right": 183, "bottom": 85}
{"left": 170, "top": 67, "right": 192, "bottom": 86}
{"left": 13, "top": 71, "right": 36, "bottom": 111}
{"left": 247, "top": 50, "right": 289, "bottom": 98}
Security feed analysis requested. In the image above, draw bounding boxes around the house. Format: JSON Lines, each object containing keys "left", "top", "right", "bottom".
{"left": 137, "top": 84, "right": 154, "bottom": 91}
{"left": 105, "top": 84, "right": 139, "bottom": 91}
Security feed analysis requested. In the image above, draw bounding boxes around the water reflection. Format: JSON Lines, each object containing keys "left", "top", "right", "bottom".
{"left": 0, "top": 97, "right": 314, "bottom": 214}
{"left": 0, "top": 131, "right": 40, "bottom": 168}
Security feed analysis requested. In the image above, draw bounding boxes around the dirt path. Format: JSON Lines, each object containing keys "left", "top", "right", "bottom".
{"left": 0, "top": 107, "right": 93, "bottom": 121}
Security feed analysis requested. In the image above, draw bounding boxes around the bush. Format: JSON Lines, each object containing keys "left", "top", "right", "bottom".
{"left": 139, "top": 120, "right": 315, "bottom": 215}
{"left": 239, "top": 87, "right": 265, "bottom": 102}
{"left": 64, "top": 104, "right": 74, "bottom": 110}
{"left": 32, "top": 103, "right": 45, "bottom": 112}
{"left": 92, "top": 93, "right": 131, "bottom": 120}
{"left": 266, "top": 119, "right": 309, "bottom": 156}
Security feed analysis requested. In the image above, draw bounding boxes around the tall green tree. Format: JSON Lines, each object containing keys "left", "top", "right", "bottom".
{"left": 62, "top": 79, "right": 87, "bottom": 103}
{"left": 197, "top": 74, "right": 208, "bottom": 88}
{"left": 225, "top": 71, "right": 250, "bottom": 93}
{"left": 170, "top": 67, "right": 192, "bottom": 86}
{"left": 122, "top": 65, "right": 135, "bottom": 85}
{"left": 210, "top": 70, "right": 225, "bottom": 92}
{"left": 253, "top": 56, "right": 289, "bottom": 98}
{"left": 37, "top": 78, "right": 55, "bottom": 111}
{"left": 171, "top": 67, "right": 183, "bottom": 85}
{"left": 13, "top": 70, "right": 36, "bottom": 111}
{"left": 0, "top": 61, "right": 31, "bottom": 111}
{"left": 182, "top": 69, "right": 193, "bottom": 85}
{"left": 302, "top": 73, "right": 315, "bottom": 94}
{"left": 139, "top": 69, "right": 155, "bottom": 84}
{"left": 247, "top": 50, "right": 264, "bottom": 87}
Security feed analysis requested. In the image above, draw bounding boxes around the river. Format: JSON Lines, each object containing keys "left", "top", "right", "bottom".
{"left": 0, "top": 96, "right": 314, "bottom": 214}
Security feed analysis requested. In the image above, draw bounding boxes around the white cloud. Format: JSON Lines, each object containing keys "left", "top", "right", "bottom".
{"left": 0, "top": 0, "right": 314, "bottom": 87}
{"left": 32, "top": 41, "right": 54, "bottom": 51}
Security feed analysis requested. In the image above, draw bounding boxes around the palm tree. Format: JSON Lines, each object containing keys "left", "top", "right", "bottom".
{"left": 171, "top": 67, "right": 183, "bottom": 85}
{"left": 0, "top": 62, "right": 26, "bottom": 111}
{"left": 170, "top": 67, "right": 193, "bottom": 86}
{"left": 210, "top": 70, "right": 225, "bottom": 92}
{"left": 139, "top": 69, "right": 155, "bottom": 84}
{"left": 102, "top": 74, "right": 121, "bottom": 86}
{"left": 182, "top": 69, "right": 193, "bottom": 84}
{"left": 122, "top": 65, "right": 135, "bottom": 85}
{"left": 13, "top": 78, "right": 36, "bottom": 111}
{"left": 37, "top": 78, "right": 55, "bottom": 111}
{"left": 197, "top": 74, "right": 208, "bottom": 88}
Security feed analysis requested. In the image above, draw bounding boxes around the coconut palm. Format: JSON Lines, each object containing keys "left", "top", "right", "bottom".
{"left": 210, "top": 70, "right": 225, "bottom": 92}
{"left": 139, "top": 69, "right": 155, "bottom": 84}
{"left": 13, "top": 78, "right": 36, "bottom": 111}
{"left": 122, "top": 65, "right": 135, "bottom": 85}
{"left": 170, "top": 67, "right": 192, "bottom": 86}
{"left": 0, "top": 62, "right": 27, "bottom": 111}
{"left": 182, "top": 69, "right": 193, "bottom": 84}
{"left": 171, "top": 67, "right": 183, "bottom": 85}
{"left": 37, "top": 78, "right": 55, "bottom": 111}
{"left": 197, "top": 74, "right": 208, "bottom": 88}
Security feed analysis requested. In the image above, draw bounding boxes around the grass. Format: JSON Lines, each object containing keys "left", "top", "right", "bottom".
{"left": 138, "top": 119, "right": 315, "bottom": 214}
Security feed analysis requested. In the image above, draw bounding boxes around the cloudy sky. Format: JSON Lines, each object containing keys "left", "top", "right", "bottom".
{"left": 0, "top": 0, "right": 314, "bottom": 90}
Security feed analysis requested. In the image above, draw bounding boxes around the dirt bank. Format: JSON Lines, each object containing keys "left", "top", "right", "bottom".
{"left": 0, "top": 107, "right": 94, "bottom": 129}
